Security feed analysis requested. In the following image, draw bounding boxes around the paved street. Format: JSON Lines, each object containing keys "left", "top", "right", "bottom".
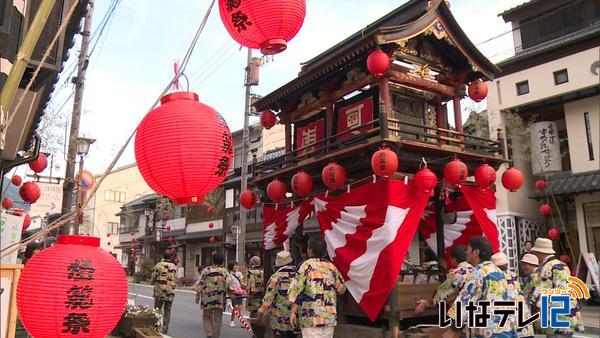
{"left": 128, "top": 284, "right": 251, "bottom": 338}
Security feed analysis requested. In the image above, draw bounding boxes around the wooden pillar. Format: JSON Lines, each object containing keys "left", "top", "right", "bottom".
{"left": 452, "top": 96, "right": 463, "bottom": 133}
{"left": 284, "top": 121, "right": 292, "bottom": 152}
{"left": 435, "top": 96, "right": 445, "bottom": 129}
{"left": 325, "top": 102, "right": 334, "bottom": 142}
{"left": 434, "top": 186, "right": 447, "bottom": 282}
{"left": 379, "top": 77, "right": 392, "bottom": 115}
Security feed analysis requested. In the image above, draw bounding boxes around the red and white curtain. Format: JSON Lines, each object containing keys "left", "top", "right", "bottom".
{"left": 263, "top": 201, "right": 312, "bottom": 250}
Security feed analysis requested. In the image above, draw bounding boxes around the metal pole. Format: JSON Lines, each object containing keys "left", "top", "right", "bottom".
{"left": 236, "top": 48, "right": 252, "bottom": 264}
{"left": 61, "top": 0, "right": 94, "bottom": 231}
{"left": 74, "top": 155, "right": 84, "bottom": 234}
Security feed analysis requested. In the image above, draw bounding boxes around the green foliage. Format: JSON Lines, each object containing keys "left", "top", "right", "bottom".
{"left": 133, "top": 257, "right": 155, "bottom": 283}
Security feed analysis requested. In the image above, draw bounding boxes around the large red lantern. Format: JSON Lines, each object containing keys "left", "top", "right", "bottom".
{"left": 260, "top": 110, "right": 277, "bottom": 129}
{"left": 267, "top": 179, "right": 287, "bottom": 202}
{"left": 22, "top": 213, "right": 31, "bottom": 231}
{"left": 135, "top": 92, "right": 233, "bottom": 205}
{"left": 366, "top": 49, "right": 390, "bottom": 78}
{"left": 371, "top": 147, "right": 398, "bottom": 177}
{"left": 444, "top": 159, "right": 468, "bottom": 185}
{"left": 502, "top": 167, "right": 524, "bottom": 192}
{"left": 240, "top": 189, "right": 258, "bottom": 209}
{"left": 474, "top": 164, "right": 496, "bottom": 189}
{"left": 540, "top": 203, "right": 552, "bottom": 216}
{"left": 218, "top": 0, "right": 306, "bottom": 55}
{"left": 19, "top": 181, "right": 41, "bottom": 204}
{"left": 414, "top": 168, "right": 438, "bottom": 192}
{"left": 2, "top": 198, "right": 13, "bottom": 209}
{"left": 548, "top": 228, "right": 559, "bottom": 240}
{"left": 322, "top": 162, "right": 346, "bottom": 190}
{"left": 468, "top": 79, "right": 488, "bottom": 102}
{"left": 535, "top": 179, "right": 547, "bottom": 191}
{"left": 29, "top": 153, "right": 48, "bottom": 173}
{"left": 291, "top": 171, "right": 313, "bottom": 196}
{"left": 17, "top": 235, "right": 127, "bottom": 337}
{"left": 11, "top": 175, "right": 22, "bottom": 186}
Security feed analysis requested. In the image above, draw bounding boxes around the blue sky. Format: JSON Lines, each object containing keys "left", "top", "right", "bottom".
{"left": 35, "top": 0, "right": 523, "bottom": 177}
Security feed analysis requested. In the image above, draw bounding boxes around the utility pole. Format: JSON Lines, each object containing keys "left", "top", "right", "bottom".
{"left": 61, "top": 0, "right": 94, "bottom": 234}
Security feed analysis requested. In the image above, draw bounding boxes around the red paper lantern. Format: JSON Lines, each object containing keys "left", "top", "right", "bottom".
{"left": 218, "top": 0, "right": 306, "bottom": 55}
{"left": 106, "top": 233, "right": 111, "bottom": 238}
{"left": 468, "top": 79, "right": 488, "bottom": 102}
{"left": 291, "top": 171, "right": 313, "bottom": 196}
{"left": 267, "top": 179, "right": 287, "bottom": 202}
{"left": 474, "top": 164, "right": 496, "bottom": 189}
{"left": 165, "top": 225, "right": 171, "bottom": 231}
{"left": 107, "top": 242, "right": 111, "bottom": 246}
{"left": 502, "top": 167, "right": 524, "bottom": 192}
{"left": 11, "top": 175, "right": 22, "bottom": 186}
{"left": 371, "top": 147, "right": 398, "bottom": 177}
{"left": 535, "top": 179, "right": 547, "bottom": 191}
{"left": 168, "top": 236, "right": 174, "bottom": 243}
{"left": 444, "top": 159, "right": 468, "bottom": 185}
{"left": 28, "top": 153, "right": 48, "bottom": 173}
{"left": 207, "top": 207, "right": 214, "bottom": 214}
{"left": 260, "top": 110, "right": 277, "bottom": 129}
{"left": 548, "top": 228, "right": 559, "bottom": 240}
{"left": 209, "top": 236, "right": 216, "bottom": 244}
{"left": 175, "top": 258, "right": 180, "bottom": 265}
{"left": 17, "top": 235, "right": 127, "bottom": 337}
{"left": 171, "top": 248, "right": 177, "bottom": 254}
{"left": 209, "top": 222, "right": 215, "bottom": 229}
{"left": 322, "top": 162, "right": 346, "bottom": 190}
{"left": 366, "top": 49, "right": 390, "bottom": 78}
{"left": 135, "top": 92, "right": 233, "bottom": 205}
{"left": 540, "top": 203, "right": 552, "bottom": 216}
{"left": 414, "top": 168, "right": 438, "bottom": 192}
{"left": 2, "top": 198, "right": 13, "bottom": 209}
{"left": 22, "top": 213, "right": 31, "bottom": 231}
{"left": 130, "top": 232, "right": 135, "bottom": 236}
{"left": 19, "top": 181, "right": 41, "bottom": 204}
{"left": 240, "top": 189, "right": 258, "bottom": 209}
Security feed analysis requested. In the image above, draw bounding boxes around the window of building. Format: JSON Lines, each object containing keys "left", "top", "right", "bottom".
{"left": 195, "top": 254, "right": 200, "bottom": 267}
{"left": 105, "top": 190, "right": 126, "bottom": 202}
{"left": 584, "top": 112, "right": 595, "bottom": 161}
{"left": 107, "top": 222, "right": 119, "bottom": 235}
{"left": 516, "top": 81, "right": 529, "bottom": 95}
{"left": 553, "top": 69, "right": 569, "bottom": 85}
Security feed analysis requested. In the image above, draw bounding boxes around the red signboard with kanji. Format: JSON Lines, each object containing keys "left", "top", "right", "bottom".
{"left": 335, "top": 89, "right": 378, "bottom": 142}
{"left": 295, "top": 117, "right": 325, "bottom": 156}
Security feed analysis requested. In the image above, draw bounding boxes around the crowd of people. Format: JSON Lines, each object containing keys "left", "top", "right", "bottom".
{"left": 149, "top": 235, "right": 586, "bottom": 338}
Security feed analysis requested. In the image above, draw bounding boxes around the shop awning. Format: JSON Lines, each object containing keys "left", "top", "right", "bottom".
{"left": 531, "top": 170, "right": 600, "bottom": 199}
{"left": 175, "top": 230, "right": 223, "bottom": 241}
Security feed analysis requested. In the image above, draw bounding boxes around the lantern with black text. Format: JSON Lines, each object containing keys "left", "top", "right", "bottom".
{"left": 474, "top": 164, "right": 496, "bottom": 189}
{"left": 540, "top": 203, "right": 552, "bottom": 216}
{"left": 468, "top": 80, "right": 488, "bottom": 102}
{"left": 19, "top": 181, "right": 41, "bottom": 204}
{"left": 371, "top": 147, "right": 398, "bottom": 177}
{"left": 502, "top": 167, "right": 524, "bottom": 192}
{"left": 11, "top": 175, "right": 22, "bottom": 186}
{"left": 267, "top": 179, "right": 287, "bottom": 202}
{"left": 16, "top": 235, "right": 127, "bottom": 337}
{"left": 444, "top": 159, "right": 468, "bottom": 185}
{"left": 218, "top": 0, "right": 306, "bottom": 55}
{"left": 29, "top": 153, "right": 48, "bottom": 173}
{"left": 135, "top": 92, "right": 233, "bottom": 205}
{"left": 414, "top": 168, "right": 438, "bottom": 192}
{"left": 548, "top": 228, "right": 559, "bottom": 240}
{"left": 322, "top": 162, "right": 346, "bottom": 190}
{"left": 240, "top": 189, "right": 258, "bottom": 209}
{"left": 260, "top": 110, "right": 277, "bottom": 129}
{"left": 2, "top": 198, "right": 13, "bottom": 209}
{"left": 367, "top": 49, "right": 390, "bottom": 78}
{"left": 291, "top": 171, "right": 313, "bottom": 196}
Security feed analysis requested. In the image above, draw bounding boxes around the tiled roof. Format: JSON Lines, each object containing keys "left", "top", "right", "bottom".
{"left": 530, "top": 170, "right": 600, "bottom": 199}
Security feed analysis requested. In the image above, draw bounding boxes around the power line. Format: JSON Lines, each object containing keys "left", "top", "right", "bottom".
{"left": 188, "top": 41, "right": 237, "bottom": 84}
{"left": 193, "top": 47, "right": 241, "bottom": 88}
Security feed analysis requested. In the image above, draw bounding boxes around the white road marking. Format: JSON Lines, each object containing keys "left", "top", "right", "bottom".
{"left": 129, "top": 283, "right": 196, "bottom": 294}
{"left": 128, "top": 293, "right": 154, "bottom": 300}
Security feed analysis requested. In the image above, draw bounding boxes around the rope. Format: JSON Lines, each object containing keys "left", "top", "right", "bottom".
{"left": 0, "top": 0, "right": 217, "bottom": 259}
{"left": 229, "top": 302, "right": 254, "bottom": 337}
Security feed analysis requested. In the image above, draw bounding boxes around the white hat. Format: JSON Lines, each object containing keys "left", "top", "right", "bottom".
{"left": 275, "top": 250, "right": 293, "bottom": 267}
{"left": 521, "top": 253, "right": 539, "bottom": 266}
{"left": 531, "top": 238, "right": 556, "bottom": 255}
{"left": 491, "top": 252, "right": 508, "bottom": 267}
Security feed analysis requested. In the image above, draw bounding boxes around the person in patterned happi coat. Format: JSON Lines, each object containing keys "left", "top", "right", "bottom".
{"left": 194, "top": 252, "right": 232, "bottom": 338}
{"left": 247, "top": 255, "right": 266, "bottom": 337}
{"left": 415, "top": 244, "right": 473, "bottom": 314}
{"left": 520, "top": 253, "right": 539, "bottom": 306}
{"left": 288, "top": 237, "right": 346, "bottom": 338}
{"left": 447, "top": 236, "right": 518, "bottom": 337}
{"left": 529, "top": 238, "right": 585, "bottom": 335}
{"left": 492, "top": 252, "right": 535, "bottom": 337}
{"left": 150, "top": 249, "right": 178, "bottom": 334}
{"left": 258, "top": 250, "right": 298, "bottom": 338}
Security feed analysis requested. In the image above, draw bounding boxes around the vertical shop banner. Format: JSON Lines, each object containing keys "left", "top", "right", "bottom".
{"left": 0, "top": 212, "right": 24, "bottom": 264}
{"left": 334, "top": 89, "right": 378, "bottom": 142}
{"left": 295, "top": 118, "right": 325, "bottom": 156}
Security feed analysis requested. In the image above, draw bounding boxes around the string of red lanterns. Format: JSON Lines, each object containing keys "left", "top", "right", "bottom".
{"left": 474, "top": 163, "right": 496, "bottom": 189}
{"left": 267, "top": 179, "right": 287, "bottom": 202}
{"left": 371, "top": 147, "right": 398, "bottom": 177}
{"left": 291, "top": 171, "right": 313, "bottom": 196}
{"left": 28, "top": 153, "right": 48, "bottom": 173}
{"left": 11, "top": 175, "right": 22, "bottom": 186}
{"left": 322, "top": 162, "right": 346, "bottom": 190}
{"left": 444, "top": 159, "right": 468, "bottom": 185}
{"left": 468, "top": 80, "right": 488, "bottom": 102}
{"left": 260, "top": 110, "right": 277, "bottom": 129}
{"left": 240, "top": 189, "right": 258, "bottom": 209}
{"left": 19, "top": 181, "right": 41, "bottom": 204}
{"left": 502, "top": 167, "right": 524, "bottom": 192}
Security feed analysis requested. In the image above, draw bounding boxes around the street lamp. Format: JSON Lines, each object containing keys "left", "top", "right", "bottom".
{"left": 74, "top": 137, "right": 95, "bottom": 234}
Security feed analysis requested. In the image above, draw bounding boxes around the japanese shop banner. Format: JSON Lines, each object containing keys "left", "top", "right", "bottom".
{"left": 334, "top": 88, "right": 378, "bottom": 142}
{"left": 530, "top": 121, "right": 562, "bottom": 176}
{"left": 295, "top": 117, "right": 325, "bottom": 156}
{"left": 0, "top": 211, "right": 24, "bottom": 264}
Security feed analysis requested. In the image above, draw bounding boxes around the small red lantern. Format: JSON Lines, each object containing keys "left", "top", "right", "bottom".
{"left": 240, "top": 189, "right": 258, "bottom": 209}
{"left": 130, "top": 232, "right": 135, "bottom": 236}
{"left": 535, "top": 179, "right": 547, "bottom": 191}
{"left": 2, "top": 198, "right": 13, "bottom": 209}
{"left": 540, "top": 203, "right": 552, "bottom": 216}
{"left": 502, "top": 167, "right": 524, "bottom": 192}
{"left": 11, "top": 175, "right": 22, "bottom": 186}
{"left": 135, "top": 92, "right": 233, "bottom": 205}
{"left": 209, "top": 222, "right": 215, "bottom": 229}
{"left": 468, "top": 79, "right": 488, "bottom": 102}
{"left": 322, "top": 162, "right": 346, "bottom": 190}
{"left": 107, "top": 242, "right": 111, "bottom": 246}
{"left": 171, "top": 247, "right": 177, "bottom": 254}
{"left": 366, "top": 49, "right": 390, "bottom": 78}
{"left": 218, "top": 0, "right": 306, "bottom": 55}
{"left": 260, "top": 110, "right": 277, "bottom": 129}
{"left": 207, "top": 207, "right": 214, "bottom": 214}
{"left": 17, "top": 235, "right": 127, "bottom": 337}
{"left": 22, "top": 213, "right": 31, "bottom": 231}
{"left": 165, "top": 225, "right": 171, "bottom": 231}
{"left": 414, "top": 168, "right": 438, "bottom": 192}
{"left": 371, "top": 147, "right": 398, "bottom": 177}
{"left": 19, "top": 181, "right": 41, "bottom": 204}
{"left": 291, "top": 171, "right": 313, "bottom": 196}
{"left": 28, "top": 153, "right": 48, "bottom": 173}
{"left": 107, "top": 233, "right": 111, "bottom": 238}
{"left": 267, "top": 179, "right": 287, "bottom": 202}
{"left": 474, "top": 164, "right": 496, "bottom": 189}
{"left": 175, "top": 258, "right": 180, "bottom": 265}
{"left": 209, "top": 236, "right": 216, "bottom": 244}
{"left": 444, "top": 159, "right": 468, "bottom": 185}
{"left": 548, "top": 228, "right": 559, "bottom": 240}
{"left": 168, "top": 236, "right": 174, "bottom": 243}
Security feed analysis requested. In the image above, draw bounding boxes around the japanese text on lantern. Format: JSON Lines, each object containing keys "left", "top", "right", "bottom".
{"left": 225, "top": 0, "right": 252, "bottom": 32}
{"left": 63, "top": 259, "right": 95, "bottom": 334}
